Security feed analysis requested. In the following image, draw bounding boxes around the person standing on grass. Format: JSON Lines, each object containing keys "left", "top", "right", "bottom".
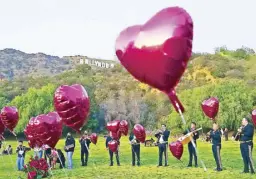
{"left": 223, "top": 128, "right": 229, "bottom": 141}
{"left": 208, "top": 123, "right": 222, "bottom": 172}
{"left": 79, "top": 131, "right": 91, "bottom": 166}
{"left": 106, "top": 132, "right": 120, "bottom": 166}
{"left": 238, "top": 117, "right": 255, "bottom": 174}
{"left": 16, "top": 140, "right": 30, "bottom": 171}
{"left": 129, "top": 131, "right": 140, "bottom": 166}
{"left": 34, "top": 145, "right": 43, "bottom": 158}
{"left": 155, "top": 124, "right": 170, "bottom": 167}
{"left": 184, "top": 122, "right": 199, "bottom": 167}
{"left": 65, "top": 132, "right": 76, "bottom": 169}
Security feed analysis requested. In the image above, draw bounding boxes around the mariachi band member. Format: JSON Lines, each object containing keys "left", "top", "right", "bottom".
{"left": 208, "top": 122, "right": 222, "bottom": 171}
{"left": 155, "top": 124, "right": 170, "bottom": 167}
{"left": 79, "top": 131, "right": 91, "bottom": 166}
{"left": 129, "top": 131, "right": 140, "bottom": 166}
{"left": 238, "top": 117, "right": 255, "bottom": 174}
{"left": 106, "top": 132, "right": 120, "bottom": 166}
{"left": 184, "top": 122, "right": 199, "bottom": 167}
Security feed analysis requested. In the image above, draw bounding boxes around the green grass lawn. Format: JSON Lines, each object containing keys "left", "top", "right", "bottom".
{"left": 0, "top": 136, "right": 255, "bottom": 179}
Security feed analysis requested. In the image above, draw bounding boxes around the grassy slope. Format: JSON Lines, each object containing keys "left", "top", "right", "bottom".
{"left": 0, "top": 136, "right": 255, "bottom": 179}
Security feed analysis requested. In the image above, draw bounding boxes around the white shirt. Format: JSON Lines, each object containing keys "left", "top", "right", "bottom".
{"left": 159, "top": 135, "right": 164, "bottom": 143}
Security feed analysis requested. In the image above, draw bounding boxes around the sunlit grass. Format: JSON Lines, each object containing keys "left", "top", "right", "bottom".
{"left": 0, "top": 136, "right": 255, "bottom": 179}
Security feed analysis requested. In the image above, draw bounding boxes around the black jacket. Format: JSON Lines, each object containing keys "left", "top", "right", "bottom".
{"left": 16, "top": 146, "right": 30, "bottom": 158}
{"left": 210, "top": 130, "right": 221, "bottom": 145}
{"left": 79, "top": 137, "right": 91, "bottom": 151}
{"left": 65, "top": 137, "right": 76, "bottom": 152}
{"left": 240, "top": 124, "right": 254, "bottom": 142}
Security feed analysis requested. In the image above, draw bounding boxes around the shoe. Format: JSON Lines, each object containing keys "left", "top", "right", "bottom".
{"left": 164, "top": 164, "right": 169, "bottom": 167}
{"left": 117, "top": 164, "right": 121, "bottom": 166}
{"left": 195, "top": 165, "right": 198, "bottom": 168}
{"left": 187, "top": 165, "right": 192, "bottom": 167}
{"left": 109, "top": 164, "right": 113, "bottom": 166}
{"left": 157, "top": 165, "right": 162, "bottom": 167}
{"left": 240, "top": 171, "right": 249, "bottom": 174}
{"left": 81, "top": 164, "right": 85, "bottom": 166}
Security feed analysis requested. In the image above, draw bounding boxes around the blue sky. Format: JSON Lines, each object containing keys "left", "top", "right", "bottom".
{"left": 0, "top": 0, "right": 255, "bottom": 59}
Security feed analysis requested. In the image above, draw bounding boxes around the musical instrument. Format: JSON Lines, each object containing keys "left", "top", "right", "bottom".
{"left": 178, "top": 127, "right": 202, "bottom": 145}
{"left": 64, "top": 144, "right": 74, "bottom": 152}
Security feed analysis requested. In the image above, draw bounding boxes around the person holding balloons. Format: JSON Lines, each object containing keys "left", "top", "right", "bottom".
{"left": 129, "top": 131, "right": 140, "bottom": 166}
{"left": 106, "top": 132, "right": 120, "bottom": 166}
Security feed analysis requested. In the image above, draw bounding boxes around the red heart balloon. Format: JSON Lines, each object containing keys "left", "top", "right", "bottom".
{"left": 108, "top": 140, "right": 118, "bottom": 153}
{"left": 252, "top": 110, "right": 256, "bottom": 127}
{"left": 106, "top": 120, "right": 121, "bottom": 133}
{"left": 0, "top": 106, "right": 19, "bottom": 133}
{"left": 115, "top": 7, "right": 193, "bottom": 113}
{"left": 54, "top": 84, "right": 90, "bottom": 133}
{"left": 201, "top": 97, "right": 219, "bottom": 120}
{"left": 24, "top": 112, "right": 62, "bottom": 149}
{"left": 111, "top": 131, "right": 122, "bottom": 140}
{"left": 133, "top": 124, "right": 146, "bottom": 143}
{"left": 169, "top": 141, "right": 183, "bottom": 160}
{"left": 119, "top": 120, "right": 129, "bottom": 136}
{"left": 90, "top": 133, "right": 98, "bottom": 145}
{"left": 0, "top": 117, "right": 5, "bottom": 136}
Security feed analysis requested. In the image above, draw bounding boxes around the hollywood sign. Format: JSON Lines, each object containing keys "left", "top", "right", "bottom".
{"left": 79, "top": 58, "right": 115, "bottom": 68}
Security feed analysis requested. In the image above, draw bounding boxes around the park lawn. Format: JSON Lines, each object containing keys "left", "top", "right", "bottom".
{"left": 0, "top": 136, "right": 256, "bottom": 179}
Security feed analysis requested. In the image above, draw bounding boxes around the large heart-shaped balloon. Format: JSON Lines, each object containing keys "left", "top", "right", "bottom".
{"left": 201, "top": 97, "right": 219, "bottom": 120}
{"left": 115, "top": 7, "right": 193, "bottom": 113}
{"left": 111, "top": 131, "right": 122, "bottom": 140}
{"left": 90, "top": 133, "right": 98, "bottom": 145}
{"left": 0, "top": 106, "right": 19, "bottom": 133}
{"left": 24, "top": 112, "right": 62, "bottom": 148}
{"left": 119, "top": 120, "right": 129, "bottom": 136}
{"left": 169, "top": 141, "right": 183, "bottom": 160}
{"left": 133, "top": 124, "right": 146, "bottom": 143}
{"left": 252, "top": 110, "right": 256, "bottom": 127}
{"left": 0, "top": 117, "right": 5, "bottom": 136}
{"left": 106, "top": 120, "right": 120, "bottom": 133}
{"left": 108, "top": 140, "right": 118, "bottom": 153}
{"left": 54, "top": 84, "right": 90, "bottom": 133}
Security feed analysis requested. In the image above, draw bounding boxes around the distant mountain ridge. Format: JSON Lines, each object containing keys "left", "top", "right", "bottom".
{"left": 0, "top": 48, "right": 116, "bottom": 80}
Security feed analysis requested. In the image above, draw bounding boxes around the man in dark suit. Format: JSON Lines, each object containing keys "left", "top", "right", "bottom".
{"left": 184, "top": 122, "right": 199, "bottom": 167}
{"left": 79, "top": 131, "right": 91, "bottom": 166}
{"left": 106, "top": 132, "right": 120, "bottom": 166}
{"left": 129, "top": 131, "right": 140, "bottom": 166}
{"left": 155, "top": 124, "right": 170, "bottom": 167}
{"left": 238, "top": 117, "right": 255, "bottom": 174}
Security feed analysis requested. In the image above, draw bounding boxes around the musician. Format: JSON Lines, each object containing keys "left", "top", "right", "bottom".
{"left": 238, "top": 117, "right": 255, "bottom": 174}
{"left": 129, "top": 131, "right": 140, "bottom": 166}
{"left": 208, "top": 123, "right": 222, "bottom": 171}
{"left": 155, "top": 124, "right": 170, "bottom": 167}
{"left": 183, "top": 122, "right": 199, "bottom": 167}
{"left": 223, "top": 128, "right": 229, "bottom": 141}
{"left": 65, "top": 132, "right": 76, "bottom": 169}
{"left": 106, "top": 132, "right": 120, "bottom": 166}
{"left": 79, "top": 131, "right": 91, "bottom": 166}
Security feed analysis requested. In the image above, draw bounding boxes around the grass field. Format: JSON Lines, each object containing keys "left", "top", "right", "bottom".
{"left": 0, "top": 136, "right": 255, "bottom": 179}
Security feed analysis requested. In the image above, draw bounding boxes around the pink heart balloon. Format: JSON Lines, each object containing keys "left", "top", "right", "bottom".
{"left": 106, "top": 120, "right": 121, "bottom": 133}
{"left": 201, "top": 97, "right": 219, "bottom": 120}
{"left": 108, "top": 140, "right": 118, "bottom": 153}
{"left": 133, "top": 124, "right": 146, "bottom": 143}
{"left": 252, "top": 110, "right": 256, "bottom": 127}
{"left": 115, "top": 7, "right": 193, "bottom": 113}
{"left": 0, "top": 117, "right": 5, "bottom": 136}
{"left": 0, "top": 106, "right": 19, "bottom": 133}
{"left": 169, "top": 141, "right": 183, "bottom": 160}
{"left": 24, "top": 112, "right": 62, "bottom": 149}
{"left": 119, "top": 120, "right": 129, "bottom": 136}
{"left": 90, "top": 133, "right": 98, "bottom": 145}
{"left": 54, "top": 84, "right": 90, "bottom": 133}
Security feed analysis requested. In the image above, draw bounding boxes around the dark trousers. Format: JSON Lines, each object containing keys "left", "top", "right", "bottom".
{"left": 188, "top": 143, "right": 197, "bottom": 166}
{"left": 81, "top": 150, "right": 89, "bottom": 166}
{"left": 212, "top": 144, "right": 222, "bottom": 170}
{"left": 132, "top": 145, "right": 140, "bottom": 166}
{"left": 158, "top": 143, "right": 168, "bottom": 166}
{"left": 109, "top": 150, "right": 120, "bottom": 166}
{"left": 240, "top": 142, "right": 255, "bottom": 173}
{"left": 44, "top": 149, "right": 52, "bottom": 166}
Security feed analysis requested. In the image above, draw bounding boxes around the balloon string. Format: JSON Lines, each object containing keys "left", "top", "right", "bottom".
{"left": 176, "top": 103, "right": 207, "bottom": 172}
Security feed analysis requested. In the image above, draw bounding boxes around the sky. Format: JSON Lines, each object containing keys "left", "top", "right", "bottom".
{"left": 0, "top": 0, "right": 255, "bottom": 60}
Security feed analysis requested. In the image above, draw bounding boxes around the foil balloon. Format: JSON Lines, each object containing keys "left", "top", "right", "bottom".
{"left": 0, "top": 106, "right": 19, "bottom": 133}
{"left": 169, "top": 141, "right": 183, "bottom": 160}
{"left": 90, "top": 133, "right": 98, "bottom": 145}
{"left": 0, "top": 117, "right": 5, "bottom": 136}
{"left": 108, "top": 140, "right": 118, "bottom": 153}
{"left": 115, "top": 7, "right": 193, "bottom": 113}
{"left": 24, "top": 112, "right": 62, "bottom": 149}
{"left": 133, "top": 124, "right": 146, "bottom": 143}
{"left": 54, "top": 84, "right": 90, "bottom": 133}
{"left": 252, "top": 110, "right": 256, "bottom": 126}
{"left": 119, "top": 120, "right": 129, "bottom": 136}
{"left": 111, "top": 131, "right": 122, "bottom": 140}
{"left": 106, "top": 120, "right": 121, "bottom": 133}
{"left": 201, "top": 97, "right": 219, "bottom": 120}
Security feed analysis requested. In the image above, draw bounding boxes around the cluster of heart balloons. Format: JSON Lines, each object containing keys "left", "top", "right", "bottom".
{"left": 0, "top": 106, "right": 19, "bottom": 136}
{"left": 24, "top": 84, "right": 91, "bottom": 149}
